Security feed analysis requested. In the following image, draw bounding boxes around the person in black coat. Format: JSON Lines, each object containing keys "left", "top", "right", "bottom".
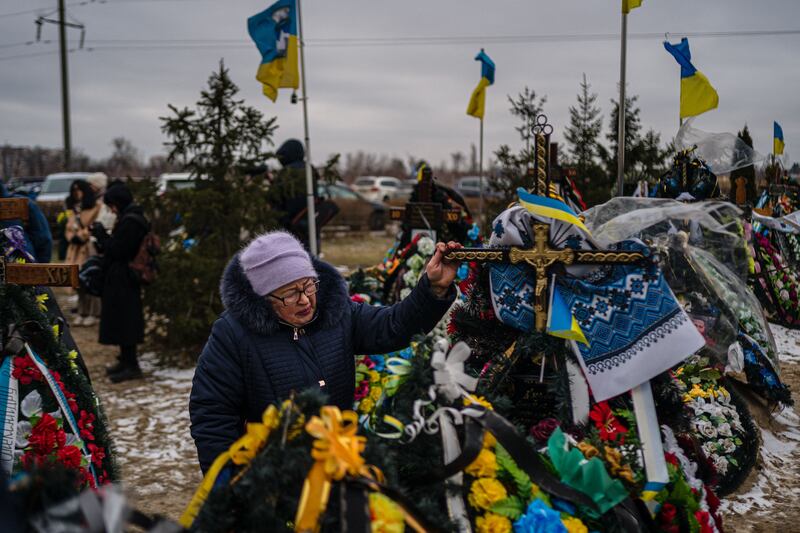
{"left": 189, "top": 230, "right": 460, "bottom": 472}
{"left": 267, "top": 139, "right": 320, "bottom": 250}
{"left": 92, "top": 183, "right": 150, "bottom": 383}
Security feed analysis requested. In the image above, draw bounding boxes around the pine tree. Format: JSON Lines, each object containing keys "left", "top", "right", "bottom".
{"left": 564, "top": 74, "right": 603, "bottom": 177}
{"left": 636, "top": 129, "right": 670, "bottom": 181}
{"left": 507, "top": 86, "right": 547, "bottom": 160}
{"left": 139, "top": 61, "right": 281, "bottom": 357}
{"left": 602, "top": 91, "right": 644, "bottom": 190}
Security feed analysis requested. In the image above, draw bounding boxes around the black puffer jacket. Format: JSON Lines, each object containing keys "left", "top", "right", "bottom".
{"left": 189, "top": 255, "right": 455, "bottom": 472}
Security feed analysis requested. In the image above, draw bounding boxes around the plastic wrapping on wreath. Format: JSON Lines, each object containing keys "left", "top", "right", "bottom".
{"left": 583, "top": 198, "right": 748, "bottom": 280}
{"left": 674, "top": 117, "right": 765, "bottom": 174}
{"left": 582, "top": 198, "right": 780, "bottom": 375}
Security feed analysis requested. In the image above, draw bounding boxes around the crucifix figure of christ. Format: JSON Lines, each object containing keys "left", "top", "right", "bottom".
{"left": 444, "top": 116, "right": 672, "bottom": 515}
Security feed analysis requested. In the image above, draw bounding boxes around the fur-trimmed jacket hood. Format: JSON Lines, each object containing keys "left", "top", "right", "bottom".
{"left": 190, "top": 253, "right": 456, "bottom": 472}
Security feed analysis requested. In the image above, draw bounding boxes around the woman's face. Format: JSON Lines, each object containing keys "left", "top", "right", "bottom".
{"left": 71, "top": 186, "right": 83, "bottom": 201}
{"left": 269, "top": 277, "right": 318, "bottom": 327}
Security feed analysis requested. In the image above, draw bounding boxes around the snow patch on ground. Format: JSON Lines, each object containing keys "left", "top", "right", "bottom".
{"left": 102, "top": 351, "right": 199, "bottom": 501}
{"left": 721, "top": 324, "right": 800, "bottom": 519}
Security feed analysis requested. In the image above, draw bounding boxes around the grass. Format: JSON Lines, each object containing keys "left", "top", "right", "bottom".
{"left": 320, "top": 230, "right": 396, "bottom": 273}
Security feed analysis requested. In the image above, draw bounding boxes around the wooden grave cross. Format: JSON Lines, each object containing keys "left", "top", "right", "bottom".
{"left": 0, "top": 198, "right": 79, "bottom": 289}
{"left": 444, "top": 116, "right": 670, "bottom": 513}
{"left": 389, "top": 166, "right": 461, "bottom": 242}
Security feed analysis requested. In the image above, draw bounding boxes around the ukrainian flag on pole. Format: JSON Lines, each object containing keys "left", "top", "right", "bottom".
{"left": 663, "top": 38, "right": 719, "bottom": 119}
{"left": 622, "top": 0, "right": 642, "bottom": 13}
{"left": 248, "top": 0, "right": 299, "bottom": 102}
{"left": 466, "top": 49, "right": 495, "bottom": 119}
{"left": 774, "top": 122, "right": 785, "bottom": 155}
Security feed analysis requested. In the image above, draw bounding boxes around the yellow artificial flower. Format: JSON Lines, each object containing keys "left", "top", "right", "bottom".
{"left": 52, "top": 324, "right": 60, "bottom": 338}
{"left": 482, "top": 431, "right": 497, "bottom": 450}
{"left": 368, "top": 492, "right": 405, "bottom": 533}
{"left": 67, "top": 350, "right": 79, "bottom": 371}
{"left": 359, "top": 398, "right": 375, "bottom": 414}
{"left": 35, "top": 293, "right": 49, "bottom": 312}
{"left": 368, "top": 370, "right": 380, "bottom": 383}
{"left": 463, "top": 395, "right": 493, "bottom": 410}
{"left": 577, "top": 442, "right": 600, "bottom": 460}
{"left": 370, "top": 386, "right": 383, "bottom": 402}
{"left": 688, "top": 384, "right": 708, "bottom": 399}
{"left": 562, "top": 516, "right": 588, "bottom": 533}
{"left": 468, "top": 478, "right": 507, "bottom": 511}
{"left": 465, "top": 448, "right": 497, "bottom": 478}
{"left": 604, "top": 447, "right": 635, "bottom": 484}
{"left": 674, "top": 366, "right": 684, "bottom": 376}
{"left": 717, "top": 386, "right": 730, "bottom": 400}
{"left": 475, "top": 512, "right": 511, "bottom": 533}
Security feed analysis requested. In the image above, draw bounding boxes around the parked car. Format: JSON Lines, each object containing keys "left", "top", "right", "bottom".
{"left": 456, "top": 176, "right": 496, "bottom": 198}
{"left": 352, "top": 176, "right": 403, "bottom": 203}
{"left": 318, "top": 182, "right": 386, "bottom": 230}
{"left": 7, "top": 177, "right": 44, "bottom": 199}
{"left": 157, "top": 172, "right": 201, "bottom": 195}
{"left": 36, "top": 172, "right": 96, "bottom": 222}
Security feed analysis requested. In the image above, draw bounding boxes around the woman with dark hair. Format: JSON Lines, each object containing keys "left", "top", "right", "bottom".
{"left": 91, "top": 183, "right": 150, "bottom": 382}
{"left": 65, "top": 179, "right": 101, "bottom": 326}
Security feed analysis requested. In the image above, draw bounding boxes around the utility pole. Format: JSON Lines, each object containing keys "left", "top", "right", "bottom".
{"left": 36, "top": 3, "right": 84, "bottom": 171}
{"left": 58, "top": 0, "right": 71, "bottom": 170}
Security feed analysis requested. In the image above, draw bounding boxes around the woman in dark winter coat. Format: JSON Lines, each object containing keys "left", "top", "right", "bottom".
{"left": 92, "top": 183, "right": 150, "bottom": 383}
{"left": 190, "top": 231, "right": 460, "bottom": 472}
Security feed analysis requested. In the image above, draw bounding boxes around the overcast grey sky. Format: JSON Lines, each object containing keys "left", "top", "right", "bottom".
{"left": 0, "top": 0, "right": 798, "bottom": 170}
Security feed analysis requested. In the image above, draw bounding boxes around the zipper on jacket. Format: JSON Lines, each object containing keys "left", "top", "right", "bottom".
{"left": 293, "top": 327, "right": 299, "bottom": 341}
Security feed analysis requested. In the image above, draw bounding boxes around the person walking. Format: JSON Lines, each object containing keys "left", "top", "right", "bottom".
{"left": 65, "top": 179, "right": 102, "bottom": 326}
{"left": 91, "top": 183, "right": 149, "bottom": 383}
{"left": 189, "top": 230, "right": 460, "bottom": 472}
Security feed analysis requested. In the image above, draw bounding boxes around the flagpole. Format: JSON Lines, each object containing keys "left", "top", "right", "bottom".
{"left": 479, "top": 117, "right": 485, "bottom": 229}
{"left": 296, "top": 0, "right": 318, "bottom": 256}
{"left": 616, "top": 10, "right": 628, "bottom": 197}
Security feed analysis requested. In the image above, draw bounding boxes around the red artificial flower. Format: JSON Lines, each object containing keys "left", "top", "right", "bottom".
{"left": 12, "top": 355, "right": 43, "bottom": 385}
{"left": 354, "top": 380, "right": 370, "bottom": 401}
{"left": 350, "top": 294, "right": 366, "bottom": 304}
{"left": 66, "top": 392, "right": 79, "bottom": 415}
{"left": 78, "top": 467, "right": 96, "bottom": 489}
{"left": 530, "top": 418, "right": 561, "bottom": 443}
{"left": 20, "top": 450, "right": 42, "bottom": 469}
{"left": 28, "top": 414, "right": 65, "bottom": 454}
{"left": 446, "top": 319, "right": 458, "bottom": 335}
{"left": 98, "top": 469, "right": 110, "bottom": 486}
{"left": 660, "top": 502, "right": 677, "bottom": 523}
{"left": 88, "top": 443, "right": 106, "bottom": 468}
{"left": 588, "top": 401, "right": 628, "bottom": 443}
{"left": 78, "top": 410, "right": 96, "bottom": 442}
{"left": 664, "top": 452, "right": 680, "bottom": 467}
{"left": 694, "top": 510, "right": 714, "bottom": 533}
{"left": 57, "top": 445, "right": 83, "bottom": 469}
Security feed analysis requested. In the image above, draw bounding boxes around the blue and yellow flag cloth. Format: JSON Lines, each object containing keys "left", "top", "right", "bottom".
{"left": 247, "top": 0, "right": 299, "bottom": 102}
{"left": 663, "top": 38, "right": 719, "bottom": 119}
{"left": 466, "top": 49, "right": 495, "bottom": 120}
{"left": 774, "top": 121, "right": 785, "bottom": 155}
{"left": 622, "top": 0, "right": 642, "bottom": 14}
{"left": 517, "top": 187, "right": 590, "bottom": 234}
{"left": 548, "top": 285, "right": 589, "bottom": 345}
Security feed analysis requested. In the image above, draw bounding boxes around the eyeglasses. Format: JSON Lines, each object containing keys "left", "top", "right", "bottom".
{"left": 269, "top": 280, "right": 320, "bottom": 307}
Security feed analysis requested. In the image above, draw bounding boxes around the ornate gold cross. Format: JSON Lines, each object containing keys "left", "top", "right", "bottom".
{"left": 0, "top": 198, "right": 79, "bottom": 288}
{"left": 446, "top": 222, "right": 644, "bottom": 332}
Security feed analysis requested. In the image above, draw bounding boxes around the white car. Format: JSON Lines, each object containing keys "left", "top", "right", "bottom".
{"left": 156, "top": 173, "right": 204, "bottom": 195}
{"left": 352, "top": 176, "right": 403, "bottom": 203}
{"left": 37, "top": 172, "right": 100, "bottom": 221}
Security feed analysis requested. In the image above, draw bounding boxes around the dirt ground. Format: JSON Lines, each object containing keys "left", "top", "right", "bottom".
{"left": 53, "top": 237, "right": 800, "bottom": 529}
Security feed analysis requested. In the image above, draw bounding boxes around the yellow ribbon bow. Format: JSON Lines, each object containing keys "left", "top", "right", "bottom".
{"left": 180, "top": 404, "right": 282, "bottom": 528}
{"left": 294, "top": 406, "right": 383, "bottom": 532}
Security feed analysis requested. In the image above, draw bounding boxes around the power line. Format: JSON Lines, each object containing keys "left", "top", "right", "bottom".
{"left": 2, "top": 28, "right": 800, "bottom": 60}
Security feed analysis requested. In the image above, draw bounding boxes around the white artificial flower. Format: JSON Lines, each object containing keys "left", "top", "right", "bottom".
{"left": 717, "top": 422, "right": 733, "bottom": 437}
{"left": 406, "top": 254, "right": 425, "bottom": 272}
{"left": 417, "top": 237, "right": 435, "bottom": 256}
{"left": 695, "top": 419, "right": 718, "bottom": 439}
{"left": 713, "top": 455, "right": 729, "bottom": 475}
{"left": 399, "top": 288, "right": 412, "bottom": 300}
{"left": 721, "top": 438, "right": 737, "bottom": 453}
{"left": 15, "top": 420, "right": 32, "bottom": 448}
{"left": 403, "top": 270, "right": 419, "bottom": 287}
{"left": 20, "top": 390, "right": 42, "bottom": 418}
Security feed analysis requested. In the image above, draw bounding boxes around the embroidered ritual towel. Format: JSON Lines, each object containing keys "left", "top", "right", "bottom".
{"left": 555, "top": 241, "right": 705, "bottom": 401}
